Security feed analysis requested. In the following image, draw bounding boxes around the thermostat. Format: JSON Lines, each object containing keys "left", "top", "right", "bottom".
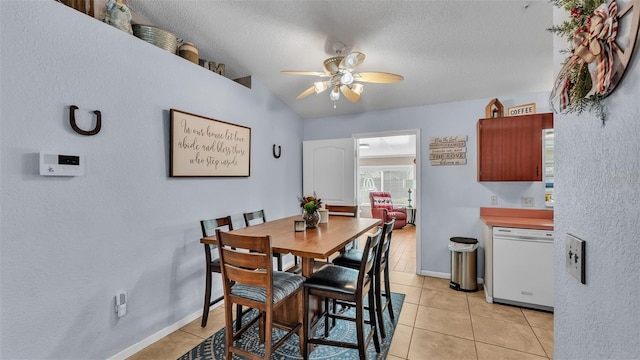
{"left": 39, "top": 152, "right": 85, "bottom": 176}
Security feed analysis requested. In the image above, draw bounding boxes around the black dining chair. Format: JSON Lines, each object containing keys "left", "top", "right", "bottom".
{"left": 331, "top": 219, "right": 396, "bottom": 338}
{"left": 325, "top": 204, "right": 360, "bottom": 252}
{"left": 200, "top": 216, "right": 243, "bottom": 329}
{"left": 302, "top": 227, "right": 383, "bottom": 359}
{"left": 243, "top": 209, "right": 299, "bottom": 272}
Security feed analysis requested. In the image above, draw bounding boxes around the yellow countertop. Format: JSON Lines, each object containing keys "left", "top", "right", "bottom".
{"left": 480, "top": 207, "right": 554, "bottom": 231}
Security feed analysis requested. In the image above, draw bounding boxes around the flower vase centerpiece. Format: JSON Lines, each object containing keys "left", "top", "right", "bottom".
{"left": 298, "top": 193, "right": 322, "bottom": 228}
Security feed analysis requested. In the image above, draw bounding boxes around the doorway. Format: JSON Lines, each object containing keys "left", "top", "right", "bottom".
{"left": 355, "top": 130, "right": 420, "bottom": 274}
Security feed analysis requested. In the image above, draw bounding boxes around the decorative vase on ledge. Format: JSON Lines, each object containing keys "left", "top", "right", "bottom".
{"left": 303, "top": 210, "right": 320, "bottom": 228}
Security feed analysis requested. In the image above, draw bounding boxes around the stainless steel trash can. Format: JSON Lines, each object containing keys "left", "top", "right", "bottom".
{"left": 449, "top": 237, "right": 478, "bottom": 292}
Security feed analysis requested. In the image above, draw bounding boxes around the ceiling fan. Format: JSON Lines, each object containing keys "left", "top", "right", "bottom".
{"left": 281, "top": 42, "right": 404, "bottom": 107}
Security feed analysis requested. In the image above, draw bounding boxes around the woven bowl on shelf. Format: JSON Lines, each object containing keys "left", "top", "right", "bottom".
{"left": 132, "top": 24, "right": 178, "bottom": 54}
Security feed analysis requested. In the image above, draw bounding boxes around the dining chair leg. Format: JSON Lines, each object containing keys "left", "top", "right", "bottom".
{"left": 234, "top": 304, "right": 243, "bottom": 332}
{"left": 259, "top": 312, "right": 266, "bottom": 343}
{"left": 224, "top": 299, "right": 234, "bottom": 360}
{"left": 374, "top": 270, "right": 386, "bottom": 338}
{"left": 264, "top": 310, "right": 273, "bottom": 359}
{"left": 277, "top": 255, "right": 283, "bottom": 271}
{"left": 302, "top": 288, "right": 310, "bottom": 360}
{"left": 297, "top": 289, "right": 305, "bottom": 356}
{"left": 330, "top": 298, "right": 337, "bottom": 332}
{"left": 384, "top": 266, "right": 394, "bottom": 320}
{"left": 355, "top": 296, "right": 366, "bottom": 360}
{"left": 324, "top": 298, "right": 331, "bottom": 337}
{"left": 368, "top": 284, "right": 381, "bottom": 353}
{"left": 201, "top": 267, "right": 212, "bottom": 327}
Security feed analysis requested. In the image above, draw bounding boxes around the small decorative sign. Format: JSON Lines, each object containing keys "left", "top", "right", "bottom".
{"left": 506, "top": 103, "right": 536, "bottom": 117}
{"left": 429, "top": 136, "right": 467, "bottom": 166}
{"left": 170, "top": 109, "right": 251, "bottom": 177}
{"left": 198, "top": 59, "right": 226, "bottom": 76}
{"left": 294, "top": 220, "right": 306, "bottom": 232}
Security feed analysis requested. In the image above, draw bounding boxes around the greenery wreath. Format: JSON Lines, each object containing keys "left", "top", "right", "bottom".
{"left": 548, "top": 0, "right": 612, "bottom": 123}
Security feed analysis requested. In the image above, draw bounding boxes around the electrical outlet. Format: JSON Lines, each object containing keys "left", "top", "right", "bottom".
{"left": 566, "top": 234, "right": 585, "bottom": 284}
{"left": 115, "top": 291, "right": 128, "bottom": 318}
{"left": 522, "top": 196, "right": 534, "bottom": 207}
{"left": 491, "top": 194, "right": 498, "bottom": 205}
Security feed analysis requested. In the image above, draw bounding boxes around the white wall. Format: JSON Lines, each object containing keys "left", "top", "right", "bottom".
{"left": 552, "top": 9, "right": 640, "bottom": 360}
{"left": 0, "top": 2, "right": 302, "bottom": 359}
{"left": 304, "top": 92, "right": 551, "bottom": 278}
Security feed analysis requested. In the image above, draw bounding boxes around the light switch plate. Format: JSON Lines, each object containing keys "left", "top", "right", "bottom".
{"left": 521, "top": 196, "right": 534, "bottom": 207}
{"left": 566, "top": 234, "right": 585, "bottom": 284}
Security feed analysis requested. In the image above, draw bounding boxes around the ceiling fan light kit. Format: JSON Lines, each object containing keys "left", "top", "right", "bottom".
{"left": 341, "top": 72, "right": 354, "bottom": 85}
{"left": 281, "top": 42, "right": 403, "bottom": 107}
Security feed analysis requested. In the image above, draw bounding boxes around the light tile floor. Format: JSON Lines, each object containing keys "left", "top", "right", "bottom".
{"left": 128, "top": 226, "right": 554, "bottom": 360}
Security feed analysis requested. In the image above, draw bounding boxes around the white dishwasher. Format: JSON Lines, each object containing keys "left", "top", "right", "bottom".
{"left": 492, "top": 227, "right": 554, "bottom": 312}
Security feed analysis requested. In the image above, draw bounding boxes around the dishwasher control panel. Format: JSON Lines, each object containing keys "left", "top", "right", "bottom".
{"left": 493, "top": 227, "right": 554, "bottom": 240}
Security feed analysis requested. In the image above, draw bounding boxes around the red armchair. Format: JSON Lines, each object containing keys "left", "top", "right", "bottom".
{"left": 369, "top": 191, "right": 407, "bottom": 229}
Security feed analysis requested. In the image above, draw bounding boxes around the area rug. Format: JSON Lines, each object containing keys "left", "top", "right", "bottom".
{"left": 178, "top": 292, "right": 405, "bottom": 360}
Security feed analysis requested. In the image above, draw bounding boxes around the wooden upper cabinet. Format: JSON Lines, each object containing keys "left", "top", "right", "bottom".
{"left": 477, "top": 113, "right": 553, "bottom": 182}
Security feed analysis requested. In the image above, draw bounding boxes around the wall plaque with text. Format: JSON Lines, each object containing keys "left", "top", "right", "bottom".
{"left": 170, "top": 109, "right": 251, "bottom": 177}
{"left": 429, "top": 136, "right": 467, "bottom": 166}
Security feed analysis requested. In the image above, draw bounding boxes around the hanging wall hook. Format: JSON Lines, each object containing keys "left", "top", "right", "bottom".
{"left": 273, "top": 144, "right": 282, "bottom": 158}
{"left": 69, "top": 105, "right": 101, "bottom": 136}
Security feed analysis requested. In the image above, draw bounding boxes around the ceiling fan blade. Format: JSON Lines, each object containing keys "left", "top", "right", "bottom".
{"left": 340, "top": 85, "right": 361, "bottom": 103}
{"left": 296, "top": 85, "right": 317, "bottom": 100}
{"left": 356, "top": 72, "right": 404, "bottom": 83}
{"left": 281, "top": 70, "right": 330, "bottom": 77}
{"left": 339, "top": 52, "right": 366, "bottom": 71}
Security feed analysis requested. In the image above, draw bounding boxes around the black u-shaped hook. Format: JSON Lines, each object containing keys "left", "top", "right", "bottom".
{"left": 273, "top": 144, "right": 282, "bottom": 158}
{"left": 69, "top": 105, "right": 101, "bottom": 136}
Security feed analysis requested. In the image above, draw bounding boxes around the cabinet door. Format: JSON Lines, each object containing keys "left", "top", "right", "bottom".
{"left": 477, "top": 113, "right": 553, "bottom": 181}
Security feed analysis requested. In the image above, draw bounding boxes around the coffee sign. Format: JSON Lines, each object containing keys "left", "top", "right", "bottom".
{"left": 506, "top": 103, "right": 536, "bottom": 117}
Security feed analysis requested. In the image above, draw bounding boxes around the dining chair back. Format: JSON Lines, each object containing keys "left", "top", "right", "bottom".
{"left": 216, "top": 229, "right": 305, "bottom": 360}
{"left": 243, "top": 209, "right": 298, "bottom": 272}
{"left": 243, "top": 209, "right": 266, "bottom": 226}
{"left": 302, "top": 227, "right": 383, "bottom": 359}
{"left": 200, "top": 216, "right": 242, "bottom": 328}
{"left": 325, "top": 205, "right": 360, "bottom": 251}
{"left": 330, "top": 219, "right": 395, "bottom": 337}
{"left": 374, "top": 218, "right": 396, "bottom": 338}
{"left": 325, "top": 204, "right": 358, "bottom": 217}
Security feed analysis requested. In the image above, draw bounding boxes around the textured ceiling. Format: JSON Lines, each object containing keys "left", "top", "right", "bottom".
{"left": 127, "top": 0, "right": 554, "bottom": 119}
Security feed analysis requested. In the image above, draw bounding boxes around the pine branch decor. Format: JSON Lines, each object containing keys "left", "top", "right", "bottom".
{"left": 548, "top": 0, "right": 618, "bottom": 123}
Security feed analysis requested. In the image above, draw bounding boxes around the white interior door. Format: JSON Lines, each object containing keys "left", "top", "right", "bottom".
{"left": 302, "top": 138, "right": 356, "bottom": 205}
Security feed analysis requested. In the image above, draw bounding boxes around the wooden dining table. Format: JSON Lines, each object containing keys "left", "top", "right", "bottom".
{"left": 200, "top": 214, "right": 381, "bottom": 329}
{"left": 200, "top": 214, "right": 381, "bottom": 277}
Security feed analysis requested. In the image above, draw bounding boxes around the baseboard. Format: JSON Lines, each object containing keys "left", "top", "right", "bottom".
{"left": 484, "top": 286, "right": 494, "bottom": 303}
{"left": 420, "top": 270, "right": 449, "bottom": 279}
{"left": 419, "top": 270, "right": 484, "bottom": 285}
{"left": 107, "top": 301, "right": 224, "bottom": 360}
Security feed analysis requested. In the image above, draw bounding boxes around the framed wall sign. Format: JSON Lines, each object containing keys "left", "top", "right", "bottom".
{"left": 506, "top": 103, "right": 536, "bottom": 117}
{"left": 170, "top": 109, "right": 251, "bottom": 177}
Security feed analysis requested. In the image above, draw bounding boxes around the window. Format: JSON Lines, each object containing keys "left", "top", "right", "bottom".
{"left": 359, "top": 165, "right": 414, "bottom": 207}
